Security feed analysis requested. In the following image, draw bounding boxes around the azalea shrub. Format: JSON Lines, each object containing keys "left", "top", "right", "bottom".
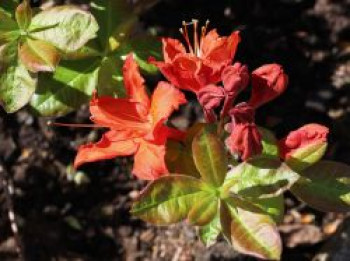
{"left": 0, "top": 0, "right": 161, "bottom": 115}
{"left": 71, "top": 21, "right": 350, "bottom": 260}
{"left": 1, "top": 1, "right": 350, "bottom": 259}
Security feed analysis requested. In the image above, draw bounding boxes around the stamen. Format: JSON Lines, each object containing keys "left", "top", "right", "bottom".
{"left": 192, "top": 19, "right": 200, "bottom": 56}
{"left": 47, "top": 121, "right": 102, "bottom": 128}
{"left": 180, "top": 21, "right": 194, "bottom": 54}
{"left": 200, "top": 20, "right": 210, "bottom": 50}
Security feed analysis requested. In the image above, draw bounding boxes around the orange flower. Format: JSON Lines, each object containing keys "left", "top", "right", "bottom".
{"left": 74, "top": 55, "right": 187, "bottom": 180}
{"left": 150, "top": 20, "right": 240, "bottom": 93}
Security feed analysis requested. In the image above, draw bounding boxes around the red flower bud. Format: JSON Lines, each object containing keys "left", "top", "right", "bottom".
{"left": 279, "top": 124, "right": 329, "bottom": 160}
{"left": 229, "top": 102, "right": 255, "bottom": 125}
{"left": 249, "top": 64, "right": 288, "bottom": 108}
{"left": 222, "top": 63, "right": 249, "bottom": 96}
{"left": 197, "top": 84, "right": 225, "bottom": 111}
{"left": 226, "top": 123, "right": 262, "bottom": 161}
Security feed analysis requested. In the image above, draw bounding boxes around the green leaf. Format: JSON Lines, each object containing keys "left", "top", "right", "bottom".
{"left": 0, "top": 7, "right": 18, "bottom": 31}
{"left": 291, "top": 160, "right": 350, "bottom": 212}
{"left": 0, "top": 8, "right": 19, "bottom": 43}
{"left": 61, "top": 42, "right": 102, "bottom": 60}
{"left": 121, "top": 36, "right": 161, "bottom": 74}
{"left": 0, "top": 42, "right": 17, "bottom": 65}
{"left": 166, "top": 124, "right": 207, "bottom": 178}
{"left": 19, "top": 39, "right": 60, "bottom": 73}
{"left": 96, "top": 56, "right": 125, "bottom": 97}
{"left": 131, "top": 175, "right": 211, "bottom": 225}
{"left": 285, "top": 142, "right": 327, "bottom": 172}
{"left": 258, "top": 127, "right": 279, "bottom": 159}
{"left": 224, "top": 157, "right": 299, "bottom": 198}
{"left": 90, "top": 0, "right": 136, "bottom": 52}
{"left": 192, "top": 126, "right": 228, "bottom": 187}
{"left": 199, "top": 213, "right": 221, "bottom": 247}
{"left": 30, "top": 58, "right": 99, "bottom": 116}
{"left": 15, "top": 0, "right": 32, "bottom": 30}
{"left": 188, "top": 194, "right": 218, "bottom": 226}
{"left": 251, "top": 196, "right": 284, "bottom": 224}
{"left": 30, "top": 6, "right": 98, "bottom": 53}
{"left": 220, "top": 198, "right": 282, "bottom": 260}
{"left": 1, "top": 1, "right": 19, "bottom": 16}
{"left": 165, "top": 140, "right": 200, "bottom": 178}
{"left": 0, "top": 59, "right": 37, "bottom": 113}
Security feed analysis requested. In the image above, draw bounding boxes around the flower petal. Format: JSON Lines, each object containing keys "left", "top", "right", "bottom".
{"left": 162, "top": 37, "right": 186, "bottom": 62}
{"left": 123, "top": 54, "right": 150, "bottom": 115}
{"left": 90, "top": 95, "right": 150, "bottom": 134}
{"left": 249, "top": 64, "right": 288, "bottom": 108}
{"left": 74, "top": 130, "right": 138, "bottom": 169}
{"left": 201, "top": 30, "right": 240, "bottom": 69}
{"left": 132, "top": 140, "right": 168, "bottom": 180}
{"left": 150, "top": 81, "right": 187, "bottom": 126}
{"left": 150, "top": 54, "right": 204, "bottom": 92}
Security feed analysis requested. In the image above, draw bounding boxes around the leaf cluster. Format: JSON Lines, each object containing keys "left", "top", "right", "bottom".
{"left": 132, "top": 124, "right": 350, "bottom": 260}
{"left": 0, "top": 0, "right": 161, "bottom": 115}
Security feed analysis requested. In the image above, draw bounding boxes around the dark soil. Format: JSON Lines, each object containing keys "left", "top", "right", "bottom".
{"left": 1, "top": 0, "right": 350, "bottom": 260}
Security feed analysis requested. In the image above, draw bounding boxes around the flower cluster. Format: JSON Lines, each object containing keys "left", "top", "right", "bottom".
{"left": 74, "top": 21, "right": 328, "bottom": 180}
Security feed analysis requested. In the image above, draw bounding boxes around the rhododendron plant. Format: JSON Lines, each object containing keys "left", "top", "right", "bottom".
{"left": 71, "top": 22, "right": 350, "bottom": 260}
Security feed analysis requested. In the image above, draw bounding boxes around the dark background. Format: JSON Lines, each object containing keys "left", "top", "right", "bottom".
{"left": 0, "top": 0, "right": 349, "bottom": 260}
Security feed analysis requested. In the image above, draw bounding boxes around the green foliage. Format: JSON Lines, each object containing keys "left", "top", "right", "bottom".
{"left": 258, "top": 127, "right": 279, "bottom": 158}
{"left": 30, "top": 0, "right": 161, "bottom": 116}
{"left": 220, "top": 198, "right": 282, "bottom": 260}
{"left": 291, "top": 160, "right": 350, "bottom": 212}
{"left": 132, "top": 120, "right": 350, "bottom": 260}
{"left": 131, "top": 175, "right": 212, "bottom": 225}
{"left": 132, "top": 123, "right": 297, "bottom": 260}
{"left": 223, "top": 157, "right": 299, "bottom": 199}
{"left": 0, "top": 1, "right": 98, "bottom": 113}
{"left": 285, "top": 142, "right": 327, "bottom": 172}
{"left": 192, "top": 126, "right": 228, "bottom": 186}
{"left": 0, "top": 0, "right": 161, "bottom": 115}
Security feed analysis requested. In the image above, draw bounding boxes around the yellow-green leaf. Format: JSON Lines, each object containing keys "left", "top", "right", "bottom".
{"left": 30, "top": 58, "right": 99, "bottom": 116}
{"left": 199, "top": 213, "right": 221, "bottom": 247}
{"left": 0, "top": 60, "right": 37, "bottom": 113}
{"left": 192, "top": 126, "right": 228, "bottom": 187}
{"left": 259, "top": 127, "right": 279, "bottom": 159}
{"left": 285, "top": 142, "right": 327, "bottom": 172}
{"left": 224, "top": 157, "right": 299, "bottom": 198}
{"left": 220, "top": 198, "right": 282, "bottom": 260}
{"left": 188, "top": 194, "right": 218, "bottom": 226}
{"left": 19, "top": 39, "right": 60, "bottom": 73}
{"left": 131, "top": 175, "right": 210, "bottom": 225}
{"left": 30, "top": 6, "right": 98, "bottom": 53}
{"left": 15, "top": 0, "right": 31, "bottom": 30}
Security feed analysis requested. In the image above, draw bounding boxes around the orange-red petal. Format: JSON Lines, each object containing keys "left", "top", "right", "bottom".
{"left": 123, "top": 54, "right": 150, "bottom": 115}
{"left": 150, "top": 81, "right": 187, "bottom": 126}
{"left": 132, "top": 140, "right": 168, "bottom": 180}
{"left": 74, "top": 130, "right": 138, "bottom": 169}
{"left": 162, "top": 37, "right": 186, "bottom": 62}
{"left": 201, "top": 30, "right": 240, "bottom": 68}
{"left": 90, "top": 96, "right": 150, "bottom": 135}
